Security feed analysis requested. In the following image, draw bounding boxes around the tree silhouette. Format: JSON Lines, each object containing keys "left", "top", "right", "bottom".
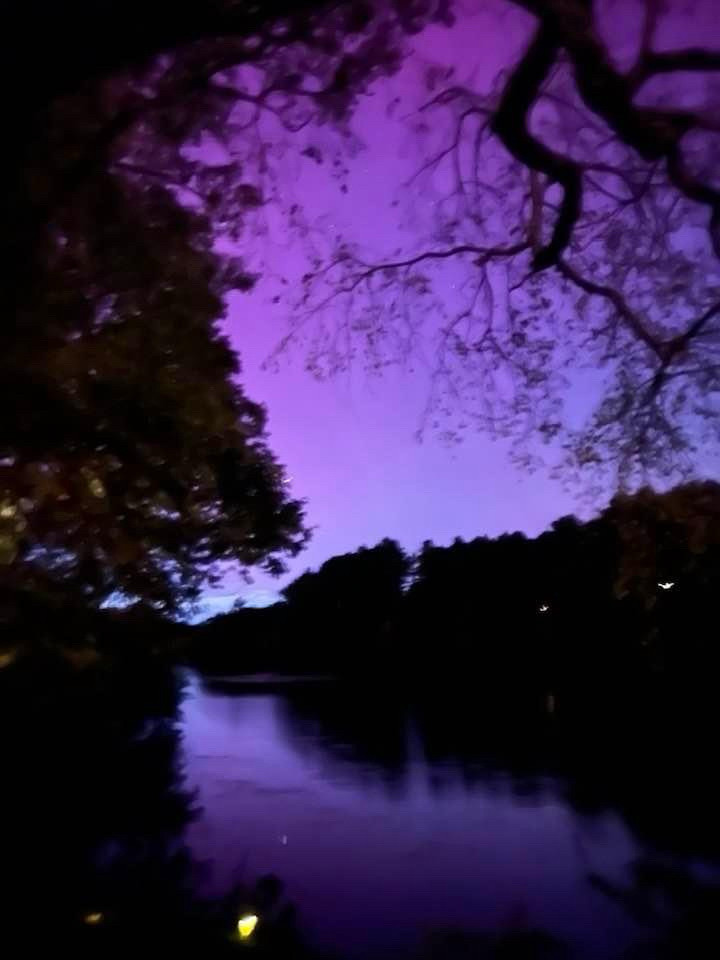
{"left": 1, "top": 1, "right": 449, "bottom": 620}
{"left": 288, "top": 1, "right": 720, "bottom": 484}
{"left": 283, "top": 538, "right": 411, "bottom": 671}
{"left": 188, "top": 483, "right": 720, "bottom": 694}
{"left": 0, "top": 178, "right": 309, "bottom": 617}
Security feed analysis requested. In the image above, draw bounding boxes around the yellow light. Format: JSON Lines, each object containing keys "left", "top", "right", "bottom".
{"left": 84, "top": 912, "right": 103, "bottom": 926}
{"left": 0, "top": 648, "right": 18, "bottom": 669}
{"left": 237, "top": 914, "right": 259, "bottom": 939}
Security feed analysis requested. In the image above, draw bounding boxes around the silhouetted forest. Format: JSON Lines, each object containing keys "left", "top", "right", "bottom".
{"left": 188, "top": 482, "right": 720, "bottom": 708}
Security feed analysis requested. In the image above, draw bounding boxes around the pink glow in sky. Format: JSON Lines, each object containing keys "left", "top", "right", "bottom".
{"left": 201, "top": 0, "right": 720, "bottom": 613}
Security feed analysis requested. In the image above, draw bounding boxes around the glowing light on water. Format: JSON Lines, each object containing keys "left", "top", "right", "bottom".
{"left": 658, "top": 581, "right": 675, "bottom": 590}
{"left": 237, "top": 914, "right": 259, "bottom": 939}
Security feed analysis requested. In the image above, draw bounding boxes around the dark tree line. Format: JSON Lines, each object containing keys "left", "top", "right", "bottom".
{"left": 4, "top": 0, "right": 719, "bottom": 635}
{"left": 190, "top": 481, "right": 720, "bottom": 703}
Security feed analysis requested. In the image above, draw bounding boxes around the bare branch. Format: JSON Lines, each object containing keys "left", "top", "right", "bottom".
{"left": 634, "top": 47, "right": 720, "bottom": 86}
{"left": 503, "top": 0, "right": 720, "bottom": 263}
{"left": 492, "top": 20, "right": 582, "bottom": 271}
{"left": 318, "top": 241, "right": 530, "bottom": 286}
{"left": 673, "top": 298, "right": 720, "bottom": 351}
{"left": 557, "top": 258, "right": 664, "bottom": 358}
{"left": 636, "top": 0, "right": 662, "bottom": 71}
{"left": 666, "top": 146, "right": 720, "bottom": 259}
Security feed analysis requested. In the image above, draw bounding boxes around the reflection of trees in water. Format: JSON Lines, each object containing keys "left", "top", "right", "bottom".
{"left": 275, "top": 686, "right": 411, "bottom": 793}
{"left": 589, "top": 857, "right": 720, "bottom": 959}
{"left": 276, "top": 685, "right": 720, "bottom": 956}
{"left": 276, "top": 685, "right": 570, "bottom": 805}
{"left": 6, "top": 658, "right": 717, "bottom": 960}
{"left": 554, "top": 706, "right": 720, "bottom": 862}
{"left": 2, "top": 657, "right": 192, "bottom": 931}
{"left": 0, "top": 657, "right": 302, "bottom": 958}
{"left": 276, "top": 684, "right": 720, "bottom": 859}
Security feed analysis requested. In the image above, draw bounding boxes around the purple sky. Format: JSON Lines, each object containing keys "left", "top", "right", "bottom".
{"left": 199, "top": 0, "right": 719, "bottom": 616}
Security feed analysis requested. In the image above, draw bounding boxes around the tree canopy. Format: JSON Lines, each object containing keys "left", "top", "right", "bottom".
{"left": 288, "top": 0, "right": 720, "bottom": 485}
{"left": 5, "top": 0, "right": 719, "bottom": 619}
{"left": 0, "top": 173, "right": 309, "bottom": 614}
{"left": 189, "top": 481, "right": 720, "bottom": 694}
{"left": 3, "top": 0, "right": 449, "bottom": 617}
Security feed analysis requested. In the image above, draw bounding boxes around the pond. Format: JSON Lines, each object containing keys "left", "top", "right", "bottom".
{"left": 181, "top": 673, "right": 720, "bottom": 958}
{"left": 4, "top": 662, "right": 719, "bottom": 958}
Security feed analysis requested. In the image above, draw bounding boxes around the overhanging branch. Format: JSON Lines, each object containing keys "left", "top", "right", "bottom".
{"left": 496, "top": 0, "right": 720, "bottom": 265}
{"left": 557, "top": 258, "right": 664, "bottom": 358}
{"left": 492, "top": 20, "right": 582, "bottom": 271}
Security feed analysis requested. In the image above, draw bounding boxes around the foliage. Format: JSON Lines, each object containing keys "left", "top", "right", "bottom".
{"left": 190, "top": 538, "right": 411, "bottom": 673}
{"left": 0, "top": 179, "right": 308, "bottom": 615}
{"left": 1, "top": 1, "right": 451, "bottom": 616}
{"left": 283, "top": 538, "right": 412, "bottom": 671}
{"left": 5, "top": 0, "right": 719, "bottom": 615}
{"left": 604, "top": 481, "right": 720, "bottom": 602}
{"left": 287, "top": 0, "right": 720, "bottom": 485}
{"left": 188, "top": 482, "right": 720, "bottom": 690}
{"left": 283, "top": 536, "right": 410, "bottom": 614}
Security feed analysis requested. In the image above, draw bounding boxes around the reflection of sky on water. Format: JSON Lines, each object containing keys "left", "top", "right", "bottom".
{"left": 181, "top": 677, "right": 642, "bottom": 958}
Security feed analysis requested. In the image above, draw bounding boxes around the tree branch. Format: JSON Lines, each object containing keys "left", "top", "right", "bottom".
{"left": 666, "top": 146, "right": 720, "bottom": 259}
{"left": 646, "top": 301, "right": 720, "bottom": 403}
{"left": 502, "top": 0, "right": 719, "bottom": 263}
{"left": 635, "top": 47, "right": 720, "bottom": 85}
{"left": 557, "top": 258, "right": 664, "bottom": 358}
{"left": 491, "top": 20, "right": 582, "bottom": 271}
{"left": 338, "top": 241, "right": 529, "bottom": 283}
{"left": 672, "top": 298, "right": 720, "bottom": 352}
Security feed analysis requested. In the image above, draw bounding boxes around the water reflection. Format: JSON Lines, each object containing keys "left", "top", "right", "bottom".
{"left": 273, "top": 687, "right": 562, "bottom": 805}
{"left": 270, "top": 683, "right": 720, "bottom": 861}
{"left": 3, "top": 659, "right": 719, "bottom": 960}
{"left": 0, "top": 659, "right": 303, "bottom": 958}
{"left": 185, "top": 677, "right": 720, "bottom": 959}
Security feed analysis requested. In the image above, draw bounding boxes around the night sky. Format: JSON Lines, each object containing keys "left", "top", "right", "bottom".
{"left": 201, "top": 0, "right": 720, "bottom": 615}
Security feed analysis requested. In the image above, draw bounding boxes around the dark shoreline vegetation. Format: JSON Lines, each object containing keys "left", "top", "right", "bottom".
{"left": 0, "top": 655, "right": 311, "bottom": 959}
{"left": 186, "top": 483, "right": 720, "bottom": 709}
{"left": 3, "top": 482, "right": 720, "bottom": 958}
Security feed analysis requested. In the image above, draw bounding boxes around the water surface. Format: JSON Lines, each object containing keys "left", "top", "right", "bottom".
{"left": 181, "top": 675, "right": 701, "bottom": 958}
